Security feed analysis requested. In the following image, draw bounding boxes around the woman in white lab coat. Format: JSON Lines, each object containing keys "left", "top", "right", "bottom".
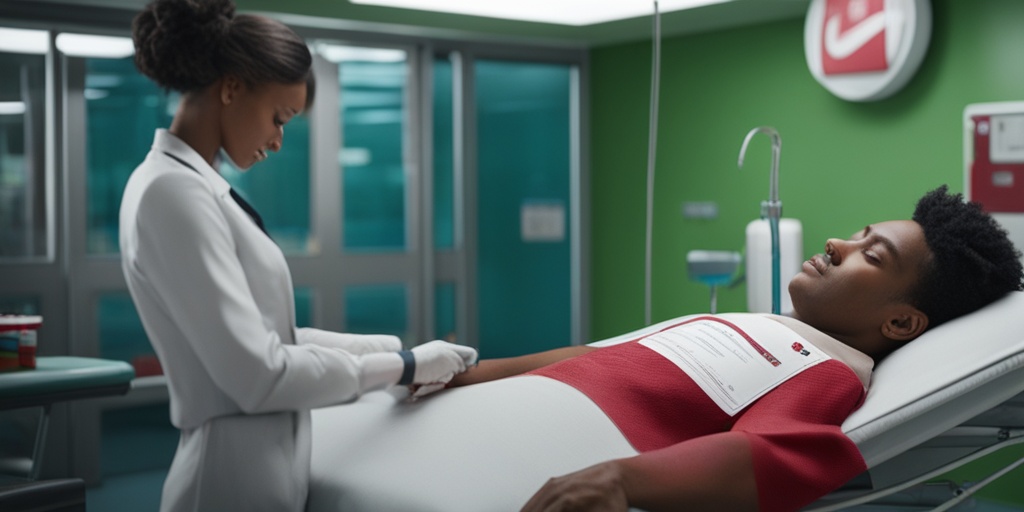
{"left": 120, "top": 1, "right": 477, "bottom": 510}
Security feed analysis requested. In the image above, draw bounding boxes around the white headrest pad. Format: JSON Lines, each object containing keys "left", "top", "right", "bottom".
{"left": 842, "top": 291, "right": 1024, "bottom": 466}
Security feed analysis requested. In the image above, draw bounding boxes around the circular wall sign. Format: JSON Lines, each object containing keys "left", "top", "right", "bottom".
{"left": 804, "top": 0, "right": 931, "bottom": 102}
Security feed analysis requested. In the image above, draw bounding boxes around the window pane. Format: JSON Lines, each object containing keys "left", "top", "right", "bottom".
{"left": 432, "top": 56, "right": 454, "bottom": 250}
{"left": 0, "top": 51, "right": 47, "bottom": 259}
{"left": 219, "top": 115, "right": 312, "bottom": 255}
{"left": 339, "top": 49, "right": 408, "bottom": 251}
{"left": 294, "top": 287, "right": 313, "bottom": 328}
{"left": 435, "top": 282, "right": 456, "bottom": 342}
{"left": 97, "top": 292, "right": 158, "bottom": 376}
{"left": 85, "top": 57, "right": 175, "bottom": 255}
{"left": 345, "top": 284, "right": 406, "bottom": 342}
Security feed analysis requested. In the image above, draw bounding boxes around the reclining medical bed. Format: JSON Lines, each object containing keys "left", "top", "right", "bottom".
{"left": 307, "top": 291, "right": 1024, "bottom": 511}
{"left": 809, "top": 290, "right": 1024, "bottom": 511}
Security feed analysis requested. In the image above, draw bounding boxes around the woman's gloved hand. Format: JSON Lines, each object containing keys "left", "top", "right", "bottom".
{"left": 408, "top": 340, "right": 478, "bottom": 385}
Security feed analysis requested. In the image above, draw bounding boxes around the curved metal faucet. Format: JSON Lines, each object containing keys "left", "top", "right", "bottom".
{"left": 738, "top": 127, "right": 783, "bottom": 315}
{"left": 738, "top": 126, "right": 782, "bottom": 219}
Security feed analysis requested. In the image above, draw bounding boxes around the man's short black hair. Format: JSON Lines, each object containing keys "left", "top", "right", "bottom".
{"left": 909, "top": 185, "right": 1023, "bottom": 329}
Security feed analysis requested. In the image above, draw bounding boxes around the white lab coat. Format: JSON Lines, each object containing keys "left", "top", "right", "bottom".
{"left": 119, "top": 129, "right": 405, "bottom": 511}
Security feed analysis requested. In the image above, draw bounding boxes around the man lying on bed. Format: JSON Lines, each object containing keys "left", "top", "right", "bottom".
{"left": 441, "top": 185, "right": 1023, "bottom": 512}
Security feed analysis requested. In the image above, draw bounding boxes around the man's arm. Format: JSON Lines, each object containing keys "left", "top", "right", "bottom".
{"left": 521, "top": 432, "right": 758, "bottom": 512}
{"left": 448, "top": 345, "right": 597, "bottom": 387}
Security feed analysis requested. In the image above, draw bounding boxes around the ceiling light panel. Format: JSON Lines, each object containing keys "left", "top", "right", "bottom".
{"left": 0, "top": 27, "right": 50, "bottom": 54}
{"left": 350, "top": 0, "right": 730, "bottom": 26}
{"left": 56, "top": 33, "right": 134, "bottom": 59}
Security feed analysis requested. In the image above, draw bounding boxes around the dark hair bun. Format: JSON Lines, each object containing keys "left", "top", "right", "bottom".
{"left": 132, "top": 0, "right": 236, "bottom": 92}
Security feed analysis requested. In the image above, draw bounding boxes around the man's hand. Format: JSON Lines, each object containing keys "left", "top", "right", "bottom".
{"left": 448, "top": 345, "right": 598, "bottom": 388}
{"left": 520, "top": 461, "right": 629, "bottom": 512}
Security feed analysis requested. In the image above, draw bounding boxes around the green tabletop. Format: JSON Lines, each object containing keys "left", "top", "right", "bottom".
{"left": 0, "top": 357, "right": 135, "bottom": 410}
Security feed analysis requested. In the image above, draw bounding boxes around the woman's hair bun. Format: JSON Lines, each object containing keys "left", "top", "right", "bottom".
{"left": 132, "top": 0, "right": 236, "bottom": 92}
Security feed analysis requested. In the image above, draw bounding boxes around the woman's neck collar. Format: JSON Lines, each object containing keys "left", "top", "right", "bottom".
{"left": 168, "top": 87, "right": 221, "bottom": 167}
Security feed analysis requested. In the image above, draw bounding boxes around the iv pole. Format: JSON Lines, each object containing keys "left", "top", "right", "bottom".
{"left": 643, "top": 0, "right": 661, "bottom": 326}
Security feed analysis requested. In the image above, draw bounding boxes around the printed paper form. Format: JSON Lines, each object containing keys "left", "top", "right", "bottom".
{"left": 639, "top": 315, "right": 830, "bottom": 416}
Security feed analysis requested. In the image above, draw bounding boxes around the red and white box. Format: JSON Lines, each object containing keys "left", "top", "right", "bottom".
{"left": 0, "top": 315, "right": 42, "bottom": 371}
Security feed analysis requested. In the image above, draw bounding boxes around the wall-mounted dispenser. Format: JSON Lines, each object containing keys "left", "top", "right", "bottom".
{"left": 964, "top": 101, "right": 1024, "bottom": 257}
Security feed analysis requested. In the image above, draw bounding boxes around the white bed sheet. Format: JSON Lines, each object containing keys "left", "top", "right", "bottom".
{"left": 308, "top": 376, "right": 636, "bottom": 512}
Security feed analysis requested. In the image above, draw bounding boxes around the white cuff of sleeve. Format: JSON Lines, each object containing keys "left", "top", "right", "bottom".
{"left": 358, "top": 352, "right": 405, "bottom": 393}
{"left": 352, "top": 334, "right": 402, "bottom": 354}
{"left": 296, "top": 328, "right": 402, "bottom": 355}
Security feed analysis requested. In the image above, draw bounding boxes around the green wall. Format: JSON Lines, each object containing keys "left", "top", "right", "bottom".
{"left": 590, "top": 0, "right": 1024, "bottom": 339}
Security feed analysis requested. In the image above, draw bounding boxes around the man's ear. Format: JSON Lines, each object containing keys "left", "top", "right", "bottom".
{"left": 881, "top": 306, "right": 929, "bottom": 342}
{"left": 220, "top": 75, "right": 243, "bottom": 106}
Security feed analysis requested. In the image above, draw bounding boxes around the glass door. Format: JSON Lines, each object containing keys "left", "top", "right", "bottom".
{"left": 433, "top": 51, "right": 583, "bottom": 358}
{"left": 0, "top": 27, "right": 69, "bottom": 479}
{"left": 474, "top": 59, "right": 574, "bottom": 358}
{"left": 303, "top": 43, "right": 424, "bottom": 345}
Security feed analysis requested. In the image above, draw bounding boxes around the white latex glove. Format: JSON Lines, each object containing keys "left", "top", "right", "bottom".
{"left": 410, "top": 383, "right": 447, "bottom": 399}
{"left": 409, "top": 340, "right": 478, "bottom": 385}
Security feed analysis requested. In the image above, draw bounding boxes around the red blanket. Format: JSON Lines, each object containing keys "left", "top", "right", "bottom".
{"left": 530, "top": 338, "right": 867, "bottom": 512}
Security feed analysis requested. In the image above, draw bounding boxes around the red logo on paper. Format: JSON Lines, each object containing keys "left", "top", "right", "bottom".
{"left": 821, "top": 0, "right": 888, "bottom": 75}
{"left": 792, "top": 342, "right": 804, "bottom": 352}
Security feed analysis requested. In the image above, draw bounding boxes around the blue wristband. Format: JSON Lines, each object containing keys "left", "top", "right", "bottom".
{"left": 398, "top": 350, "right": 416, "bottom": 385}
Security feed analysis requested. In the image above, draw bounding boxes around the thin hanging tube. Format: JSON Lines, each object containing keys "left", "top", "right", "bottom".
{"left": 769, "top": 216, "right": 781, "bottom": 315}
{"left": 644, "top": 0, "right": 661, "bottom": 326}
{"left": 738, "top": 127, "right": 782, "bottom": 315}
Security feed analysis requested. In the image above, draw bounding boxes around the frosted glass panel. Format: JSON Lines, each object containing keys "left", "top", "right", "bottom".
{"left": 0, "top": 51, "right": 47, "bottom": 259}
{"left": 85, "top": 57, "right": 175, "bottom": 255}
{"left": 345, "top": 284, "right": 407, "bottom": 342}
{"left": 432, "top": 56, "right": 454, "bottom": 250}
{"left": 218, "top": 115, "right": 312, "bottom": 255}
{"left": 294, "top": 287, "right": 313, "bottom": 328}
{"left": 435, "top": 282, "right": 456, "bottom": 342}
{"left": 339, "top": 51, "right": 408, "bottom": 251}
{"left": 475, "top": 60, "right": 572, "bottom": 358}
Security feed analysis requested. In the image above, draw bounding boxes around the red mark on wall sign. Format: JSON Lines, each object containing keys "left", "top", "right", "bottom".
{"left": 822, "top": 0, "right": 889, "bottom": 75}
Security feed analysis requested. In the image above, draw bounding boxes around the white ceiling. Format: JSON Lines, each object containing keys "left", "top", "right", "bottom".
{"left": 14, "top": 0, "right": 812, "bottom": 48}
